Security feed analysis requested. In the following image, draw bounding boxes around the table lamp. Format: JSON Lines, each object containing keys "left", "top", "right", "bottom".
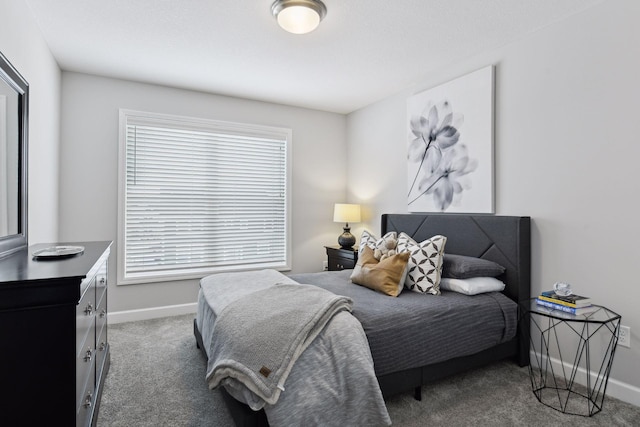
{"left": 333, "top": 203, "right": 361, "bottom": 249}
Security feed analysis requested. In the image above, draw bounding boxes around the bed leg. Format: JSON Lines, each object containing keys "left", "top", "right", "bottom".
{"left": 414, "top": 387, "right": 422, "bottom": 401}
{"left": 193, "top": 319, "right": 202, "bottom": 350}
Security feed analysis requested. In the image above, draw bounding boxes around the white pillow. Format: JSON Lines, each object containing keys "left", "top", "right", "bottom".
{"left": 439, "top": 277, "right": 505, "bottom": 295}
{"left": 397, "top": 232, "right": 447, "bottom": 295}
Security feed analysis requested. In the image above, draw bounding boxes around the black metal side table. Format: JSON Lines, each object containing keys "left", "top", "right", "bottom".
{"left": 524, "top": 299, "right": 621, "bottom": 416}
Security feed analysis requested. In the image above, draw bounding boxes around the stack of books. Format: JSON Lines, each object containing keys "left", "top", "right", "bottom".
{"left": 536, "top": 290, "right": 597, "bottom": 315}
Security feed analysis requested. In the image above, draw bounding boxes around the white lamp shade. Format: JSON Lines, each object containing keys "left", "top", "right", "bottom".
{"left": 333, "top": 204, "right": 361, "bottom": 223}
{"left": 277, "top": 6, "right": 321, "bottom": 34}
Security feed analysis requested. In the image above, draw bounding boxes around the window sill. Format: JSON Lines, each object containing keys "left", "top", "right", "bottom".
{"left": 117, "top": 263, "right": 291, "bottom": 286}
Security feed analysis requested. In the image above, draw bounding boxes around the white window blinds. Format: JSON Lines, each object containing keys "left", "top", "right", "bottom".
{"left": 118, "top": 110, "right": 291, "bottom": 284}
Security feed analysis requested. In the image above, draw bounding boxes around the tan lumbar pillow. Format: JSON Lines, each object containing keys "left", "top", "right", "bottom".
{"left": 350, "top": 245, "right": 410, "bottom": 297}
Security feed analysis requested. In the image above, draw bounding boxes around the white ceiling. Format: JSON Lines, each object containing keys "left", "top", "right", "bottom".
{"left": 25, "top": 0, "right": 604, "bottom": 114}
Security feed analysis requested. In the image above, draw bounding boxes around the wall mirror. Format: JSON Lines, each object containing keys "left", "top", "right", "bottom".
{"left": 0, "top": 51, "right": 28, "bottom": 258}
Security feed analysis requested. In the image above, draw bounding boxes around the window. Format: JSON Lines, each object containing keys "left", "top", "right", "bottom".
{"left": 117, "top": 110, "right": 291, "bottom": 285}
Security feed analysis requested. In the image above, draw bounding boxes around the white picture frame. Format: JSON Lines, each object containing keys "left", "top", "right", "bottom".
{"left": 407, "top": 65, "right": 494, "bottom": 213}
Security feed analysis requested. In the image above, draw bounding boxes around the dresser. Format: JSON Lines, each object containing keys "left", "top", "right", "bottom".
{"left": 325, "top": 245, "right": 359, "bottom": 271}
{"left": 0, "top": 241, "right": 112, "bottom": 427}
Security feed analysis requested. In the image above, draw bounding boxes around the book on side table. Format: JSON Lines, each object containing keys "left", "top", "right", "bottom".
{"left": 539, "top": 290, "right": 592, "bottom": 307}
{"left": 535, "top": 298, "right": 598, "bottom": 315}
{"left": 536, "top": 290, "right": 596, "bottom": 315}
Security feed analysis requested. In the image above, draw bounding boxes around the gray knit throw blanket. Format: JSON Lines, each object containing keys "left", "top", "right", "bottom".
{"left": 205, "top": 282, "right": 353, "bottom": 405}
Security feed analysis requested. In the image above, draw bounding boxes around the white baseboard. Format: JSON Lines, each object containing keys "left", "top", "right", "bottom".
{"left": 607, "top": 375, "right": 640, "bottom": 408}
{"left": 530, "top": 350, "right": 640, "bottom": 408}
{"left": 108, "top": 302, "right": 197, "bottom": 324}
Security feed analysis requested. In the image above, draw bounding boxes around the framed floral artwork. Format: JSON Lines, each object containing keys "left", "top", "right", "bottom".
{"left": 407, "top": 65, "right": 494, "bottom": 213}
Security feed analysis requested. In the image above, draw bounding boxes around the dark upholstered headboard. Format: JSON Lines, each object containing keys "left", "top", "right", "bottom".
{"left": 381, "top": 214, "right": 531, "bottom": 304}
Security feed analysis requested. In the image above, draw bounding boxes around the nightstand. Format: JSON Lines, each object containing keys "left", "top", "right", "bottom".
{"left": 325, "top": 246, "right": 358, "bottom": 271}
{"left": 524, "top": 300, "right": 621, "bottom": 416}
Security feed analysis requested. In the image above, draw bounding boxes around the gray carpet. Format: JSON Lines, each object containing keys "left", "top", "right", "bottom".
{"left": 97, "top": 314, "right": 640, "bottom": 426}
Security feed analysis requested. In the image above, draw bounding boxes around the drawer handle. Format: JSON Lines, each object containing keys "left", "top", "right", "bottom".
{"left": 99, "top": 342, "right": 107, "bottom": 351}
{"left": 84, "top": 348, "right": 93, "bottom": 362}
{"left": 83, "top": 393, "right": 93, "bottom": 408}
{"left": 84, "top": 303, "right": 94, "bottom": 316}
{"left": 99, "top": 309, "right": 107, "bottom": 318}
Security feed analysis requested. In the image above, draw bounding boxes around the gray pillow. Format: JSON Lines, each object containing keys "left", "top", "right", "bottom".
{"left": 442, "top": 254, "right": 505, "bottom": 279}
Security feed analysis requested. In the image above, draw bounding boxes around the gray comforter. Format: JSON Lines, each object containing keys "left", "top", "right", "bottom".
{"left": 289, "top": 269, "right": 518, "bottom": 376}
{"left": 199, "top": 269, "right": 391, "bottom": 426}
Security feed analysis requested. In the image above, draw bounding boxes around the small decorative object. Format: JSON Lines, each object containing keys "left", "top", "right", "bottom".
{"left": 359, "top": 230, "right": 398, "bottom": 261}
{"left": 32, "top": 245, "right": 84, "bottom": 259}
{"left": 407, "top": 65, "right": 494, "bottom": 213}
{"left": 333, "top": 203, "right": 361, "bottom": 249}
{"left": 553, "top": 281, "right": 572, "bottom": 296}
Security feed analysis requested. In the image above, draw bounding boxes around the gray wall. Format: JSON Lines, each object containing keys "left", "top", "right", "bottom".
{"left": 0, "top": 1, "right": 61, "bottom": 244}
{"left": 59, "top": 72, "right": 347, "bottom": 313}
{"left": 346, "top": 0, "right": 640, "bottom": 403}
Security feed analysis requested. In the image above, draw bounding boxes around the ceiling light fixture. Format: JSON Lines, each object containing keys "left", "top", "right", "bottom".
{"left": 271, "top": 0, "right": 327, "bottom": 35}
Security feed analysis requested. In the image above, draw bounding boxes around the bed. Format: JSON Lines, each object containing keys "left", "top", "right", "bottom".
{"left": 194, "top": 213, "right": 531, "bottom": 426}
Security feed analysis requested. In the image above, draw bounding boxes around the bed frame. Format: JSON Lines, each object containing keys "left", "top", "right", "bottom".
{"left": 194, "top": 213, "right": 531, "bottom": 427}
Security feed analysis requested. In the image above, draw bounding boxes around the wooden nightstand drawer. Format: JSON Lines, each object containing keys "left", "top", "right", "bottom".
{"left": 325, "top": 246, "right": 358, "bottom": 271}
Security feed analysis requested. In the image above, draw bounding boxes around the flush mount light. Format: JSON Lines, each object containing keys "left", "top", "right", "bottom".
{"left": 271, "top": 0, "right": 327, "bottom": 34}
